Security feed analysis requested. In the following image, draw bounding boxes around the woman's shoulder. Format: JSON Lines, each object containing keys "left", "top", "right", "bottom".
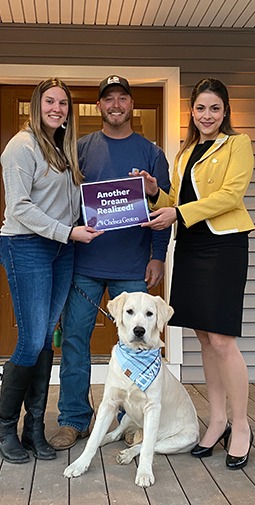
{"left": 3, "top": 128, "right": 36, "bottom": 152}
{"left": 1, "top": 129, "right": 39, "bottom": 165}
{"left": 227, "top": 132, "right": 251, "bottom": 145}
{"left": 225, "top": 133, "right": 253, "bottom": 155}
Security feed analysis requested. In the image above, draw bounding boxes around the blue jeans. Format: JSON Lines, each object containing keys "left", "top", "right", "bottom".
{"left": 0, "top": 235, "right": 74, "bottom": 366}
{"left": 58, "top": 273, "right": 147, "bottom": 431}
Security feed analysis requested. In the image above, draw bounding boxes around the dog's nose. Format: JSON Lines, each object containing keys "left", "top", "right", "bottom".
{"left": 133, "top": 326, "right": 145, "bottom": 339}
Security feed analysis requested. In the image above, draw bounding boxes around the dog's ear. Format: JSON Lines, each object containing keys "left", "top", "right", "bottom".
{"left": 107, "top": 292, "right": 128, "bottom": 327}
{"left": 155, "top": 296, "right": 174, "bottom": 332}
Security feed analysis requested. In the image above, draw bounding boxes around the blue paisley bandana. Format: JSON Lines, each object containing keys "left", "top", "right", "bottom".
{"left": 115, "top": 341, "right": 161, "bottom": 391}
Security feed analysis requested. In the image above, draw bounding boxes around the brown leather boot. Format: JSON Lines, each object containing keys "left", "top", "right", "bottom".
{"left": 49, "top": 426, "right": 89, "bottom": 450}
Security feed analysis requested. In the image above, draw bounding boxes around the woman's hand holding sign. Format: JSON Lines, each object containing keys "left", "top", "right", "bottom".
{"left": 142, "top": 208, "right": 177, "bottom": 230}
{"left": 70, "top": 226, "right": 104, "bottom": 243}
{"left": 129, "top": 169, "right": 177, "bottom": 230}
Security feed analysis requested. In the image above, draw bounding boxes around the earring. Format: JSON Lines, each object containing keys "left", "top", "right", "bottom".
{"left": 61, "top": 120, "right": 67, "bottom": 129}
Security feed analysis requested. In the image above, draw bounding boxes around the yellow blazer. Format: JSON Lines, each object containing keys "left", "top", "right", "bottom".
{"left": 151, "top": 133, "right": 255, "bottom": 235}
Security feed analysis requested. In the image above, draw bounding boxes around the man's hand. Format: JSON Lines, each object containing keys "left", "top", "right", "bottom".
{"left": 145, "top": 259, "right": 164, "bottom": 289}
{"left": 129, "top": 169, "right": 158, "bottom": 196}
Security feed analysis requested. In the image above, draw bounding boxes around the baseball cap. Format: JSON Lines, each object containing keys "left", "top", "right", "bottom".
{"left": 98, "top": 75, "right": 132, "bottom": 99}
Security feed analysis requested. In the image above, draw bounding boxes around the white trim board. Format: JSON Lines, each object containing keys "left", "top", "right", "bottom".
{"left": 0, "top": 362, "right": 181, "bottom": 386}
{"left": 0, "top": 64, "right": 182, "bottom": 374}
{"left": 0, "top": 64, "right": 180, "bottom": 170}
{"left": 52, "top": 362, "right": 181, "bottom": 384}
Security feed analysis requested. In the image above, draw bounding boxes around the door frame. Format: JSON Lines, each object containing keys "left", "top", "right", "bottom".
{"left": 0, "top": 64, "right": 181, "bottom": 382}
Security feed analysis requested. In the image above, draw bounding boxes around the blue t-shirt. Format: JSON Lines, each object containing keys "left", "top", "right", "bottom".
{"left": 75, "top": 131, "right": 171, "bottom": 280}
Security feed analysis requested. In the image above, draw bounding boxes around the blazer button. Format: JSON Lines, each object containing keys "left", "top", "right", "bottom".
{"left": 208, "top": 178, "right": 214, "bottom": 184}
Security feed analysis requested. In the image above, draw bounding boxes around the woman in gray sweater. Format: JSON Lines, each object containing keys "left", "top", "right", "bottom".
{"left": 0, "top": 78, "right": 102, "bottom": 464}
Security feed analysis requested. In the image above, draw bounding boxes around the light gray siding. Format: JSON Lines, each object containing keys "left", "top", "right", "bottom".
{"left": 182, "top": 174, "right": 255, "bottom": 383}
{"left": 0, "top": 24, "right": 254, "bottom": 382}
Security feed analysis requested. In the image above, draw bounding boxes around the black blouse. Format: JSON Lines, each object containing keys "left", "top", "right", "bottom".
{"left": 177, "top": 141, "right": 214, "bottom": 239}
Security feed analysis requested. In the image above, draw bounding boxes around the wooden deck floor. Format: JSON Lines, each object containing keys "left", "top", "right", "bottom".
{"left": 1, "top": 383, "right": 255, "bottom": 505}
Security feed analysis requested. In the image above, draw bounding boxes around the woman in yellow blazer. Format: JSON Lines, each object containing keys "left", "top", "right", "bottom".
{"left": 152, "top": 132, "right": 254, "bottom": 235}
{"left": 137, "top": 78, "right": 255, "bottom": 470}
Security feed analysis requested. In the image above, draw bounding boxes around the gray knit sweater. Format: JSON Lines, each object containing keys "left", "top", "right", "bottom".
{"left": 1, "top": 129, "right": 80, "bottom": 243}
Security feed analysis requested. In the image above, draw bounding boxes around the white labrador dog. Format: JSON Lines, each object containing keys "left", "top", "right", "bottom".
{"left": 64, "top": 292, "right": 199, "bottom": 487}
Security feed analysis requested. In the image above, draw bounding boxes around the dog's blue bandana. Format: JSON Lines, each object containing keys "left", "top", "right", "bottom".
{"left": 115, "top": 341, "right": 161, "bottom": 392}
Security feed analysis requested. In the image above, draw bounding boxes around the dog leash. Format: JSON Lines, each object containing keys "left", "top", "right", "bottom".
{"left": 71, "top": 282, "right": 115, "bottom": 322}
{"left": 53, "top": 282, "right": 115, "bottom": 348}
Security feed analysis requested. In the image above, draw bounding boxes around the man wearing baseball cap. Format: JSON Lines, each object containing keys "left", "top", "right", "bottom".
{"left": 98, "top": 75, "right": 132, "bottom": 99}
{"left": 50, "top": 75, "right": 171, "bottom": 450}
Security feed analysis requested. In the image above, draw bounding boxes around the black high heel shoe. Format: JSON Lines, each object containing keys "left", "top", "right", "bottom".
{"left": 191, "top": 422, "right": 231, "bottom": 458}
{"left": 226, "top": 427, "right": 253, "bottom": 470}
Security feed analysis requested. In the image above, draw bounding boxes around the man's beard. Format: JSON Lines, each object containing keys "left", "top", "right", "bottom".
{"left": 101, "top": 110, "right": 131, "bottom": 127}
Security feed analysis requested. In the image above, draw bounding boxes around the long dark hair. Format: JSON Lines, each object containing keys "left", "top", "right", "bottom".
{"left": 177, "top": 78, "right": 236, "bottom": 159}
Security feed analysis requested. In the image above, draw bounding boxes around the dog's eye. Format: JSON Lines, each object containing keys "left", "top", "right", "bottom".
{"left": 146, "top": 311, "right": 153, "bottom": 317}
{"left": 126, "top": 309, "right": 134, "bottom": 315}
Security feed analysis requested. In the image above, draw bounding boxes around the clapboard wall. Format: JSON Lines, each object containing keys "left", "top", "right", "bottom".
{"left": 180, "top": 82, "right": 255, "bottom": 382}
{"left": 0, "top": 24, "right": 254, "bottom": 382}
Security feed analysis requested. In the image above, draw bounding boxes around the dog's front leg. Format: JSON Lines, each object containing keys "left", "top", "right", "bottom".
{"left": 64, "top": 400, "right": 117, "bottom": 479}
{"left": 101, "top": 412, "right": 132, "bottom": 446}
{"left": 135, "top": 405, "right": 161, "bottom": 488}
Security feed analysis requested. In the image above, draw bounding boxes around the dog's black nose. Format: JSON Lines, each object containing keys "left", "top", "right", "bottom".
{"left": 133, "top": 326, "right": 145, "bottom": 339}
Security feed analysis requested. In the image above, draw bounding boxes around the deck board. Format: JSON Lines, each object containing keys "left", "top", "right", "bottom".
{"left": 69, "top": 446, "right": 108, "bottom": 505}
{"left": 1, "top": 384, "right": 255, "bottom": 505}
{"left": 169, "top": 453, "right": 230, "bottom": 505}
{"left": 145, "top": 453, "right": 190, "bottom": 505}
{"left": 30, "top": 452, "right": 68, "bottom": 505}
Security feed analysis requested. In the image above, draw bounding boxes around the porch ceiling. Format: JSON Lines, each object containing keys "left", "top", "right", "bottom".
{"left": 0, "top": 0, "right": 254, "bottom": 28}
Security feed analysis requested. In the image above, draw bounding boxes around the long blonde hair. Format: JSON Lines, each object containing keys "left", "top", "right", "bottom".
{"left": 23, "top": 77, "right": 83, "bottom": 185}
{"left": 177, "top": 78, "right": 236, "bottom": 160}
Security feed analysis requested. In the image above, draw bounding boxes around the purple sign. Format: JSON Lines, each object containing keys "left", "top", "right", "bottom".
{"left": 80, "top": 177, "right": 150, "bottom": 231}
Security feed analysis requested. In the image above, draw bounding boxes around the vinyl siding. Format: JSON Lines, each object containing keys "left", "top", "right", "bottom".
{"left": 0, "top": 24, "right": 254, "bottom": 382}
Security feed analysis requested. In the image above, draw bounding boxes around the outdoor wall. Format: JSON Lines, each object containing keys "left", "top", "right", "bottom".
{"left": 0, "top": 25, "right": 254, "bottom": 381}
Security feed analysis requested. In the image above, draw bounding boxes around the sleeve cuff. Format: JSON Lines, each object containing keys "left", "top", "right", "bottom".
{"left": 148, "top": 189, "right": 160, "bottom": 204}
{"left": 175, "top": 207, "right": 184, "bottom": 224}
{"left": 68, "top": 226, "right": 74, "bottom": 240}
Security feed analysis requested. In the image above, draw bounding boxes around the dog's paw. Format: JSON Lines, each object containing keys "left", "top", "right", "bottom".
{"left": 135, "top": 470, "right": 155, "bottom": 488}
{"left": 63, "top": 461, "right": 88, "bottom": 478}
{"left": 116, "top": 448, "right": 134, "bottom": 465}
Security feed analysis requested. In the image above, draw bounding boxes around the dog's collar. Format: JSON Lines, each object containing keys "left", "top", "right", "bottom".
{"left": 115, "top": 342, "right": 161, "bottom": 392}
